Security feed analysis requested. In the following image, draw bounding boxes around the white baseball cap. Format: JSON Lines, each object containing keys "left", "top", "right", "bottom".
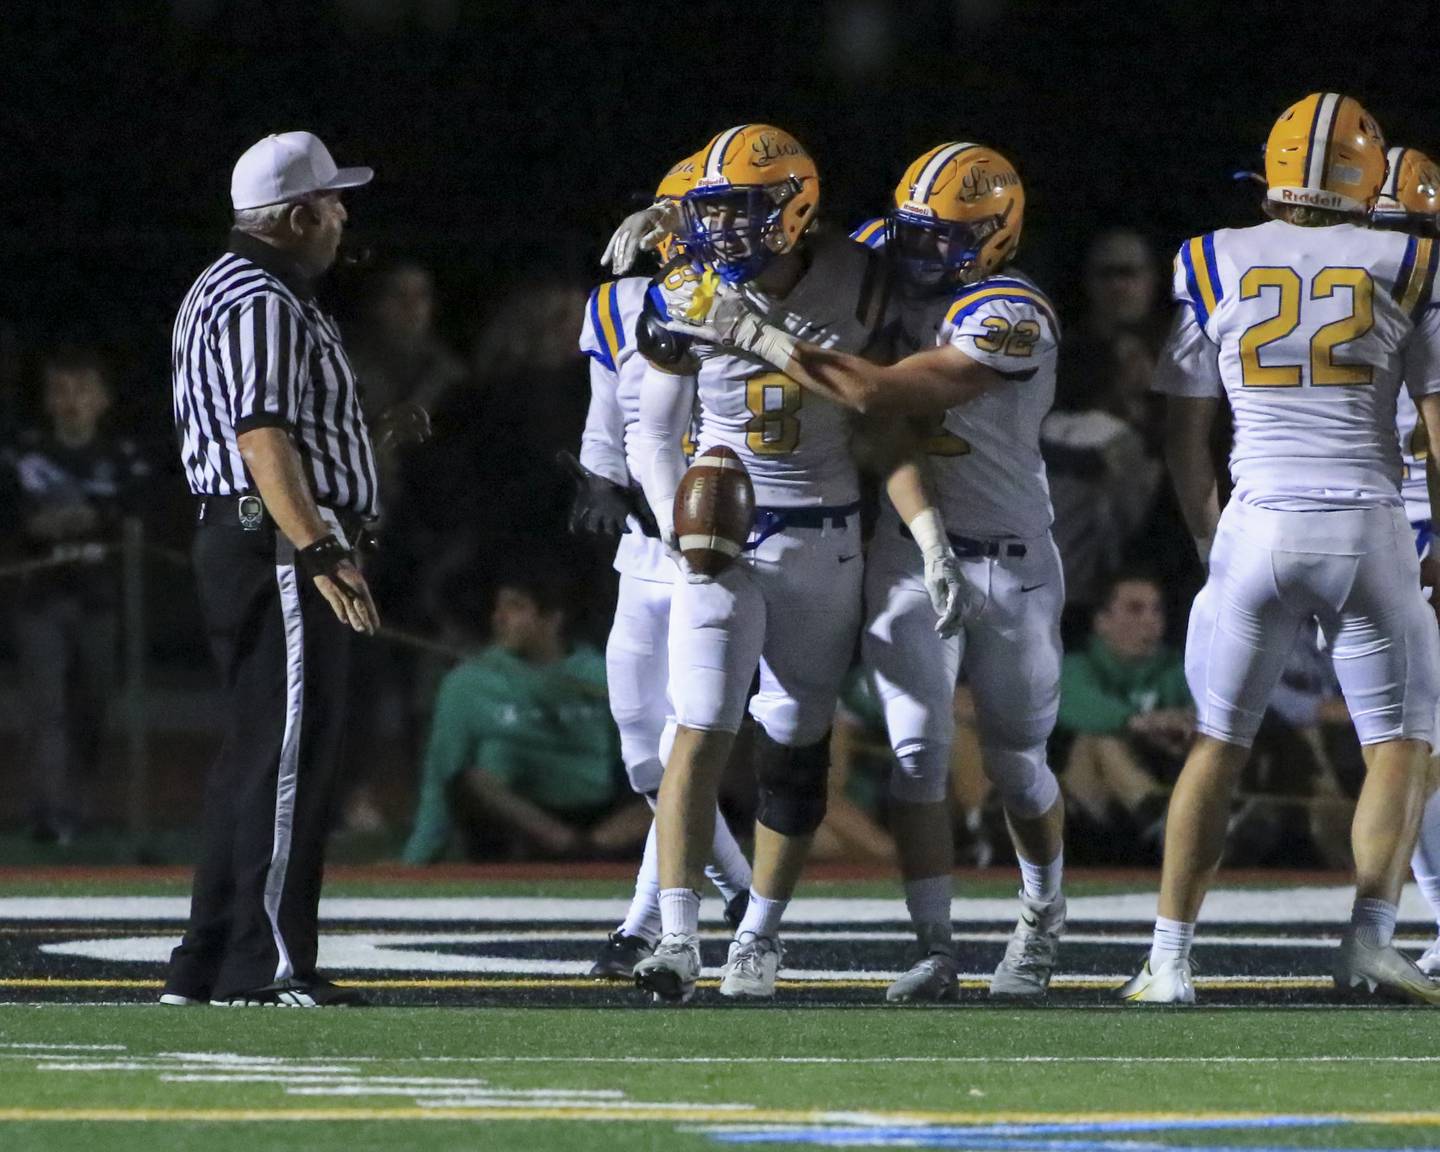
{"left": 231, "top": 131, "right": 373, "bottom": 211}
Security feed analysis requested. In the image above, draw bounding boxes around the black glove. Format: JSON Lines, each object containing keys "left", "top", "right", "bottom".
{"left": 558, "top": 451, "right": 640, "bottom": 539}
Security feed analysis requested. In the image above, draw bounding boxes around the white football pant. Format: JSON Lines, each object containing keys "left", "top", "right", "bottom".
{"left": 1187, "top": 502, "right": 1440, "bottom": 749}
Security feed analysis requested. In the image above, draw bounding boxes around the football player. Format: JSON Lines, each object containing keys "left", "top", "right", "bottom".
{"left": 1374, "top": 144, "right": 1440, "bottom": 976}
{"left": 1109, "top": 93, "right": 1440, "bottom": 1004}
{"left": 566, "top": 154, "right": 754, "bottom": 979}
{"left": 663, "top": 142, "right": 1072, "bottom": 1001}
{"left": 624, "top": 124, "right": 965, "bottom": 1002}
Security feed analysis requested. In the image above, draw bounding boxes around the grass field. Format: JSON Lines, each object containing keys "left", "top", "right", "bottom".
{"left": 2, "top": 869, "right": 1437, "bottom": 1150}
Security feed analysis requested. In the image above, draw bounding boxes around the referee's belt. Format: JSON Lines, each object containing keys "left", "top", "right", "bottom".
{"left": 746, "top": 501, "right": 861, "bottom": 551}
{"left": 197, "top": 495, "right": 366, "bottom": 544}
{"left": 898, "top": 521, "right": 1027, "bottom": 558}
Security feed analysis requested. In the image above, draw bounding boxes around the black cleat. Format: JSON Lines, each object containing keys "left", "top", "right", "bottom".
{"left": 724, "top": 890, "right": 751, "bottom": 933}
{"left": 210, "top": 977, "right": 367, "bottom": 1007}
{"left": 589, "top": 931, "right": 653, "bottom": 980}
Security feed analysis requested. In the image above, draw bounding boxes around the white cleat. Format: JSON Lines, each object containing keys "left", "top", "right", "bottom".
{"left": 1118, "top": 957, "right": 1196, "bottom": 1004}
{"left": 1417, "top": 939, "right": 1440, "bottom": 977}
{"left": 990, "top": 893, "right": 1066, "bottom": 998}
{"left": 158, "top": 993, "right": 205, "bottom": 1007}
{"left": 632, "top": 933, "right": 701, "bottom": 1004}
{"left": 887, "top": 952, "right": 960, "bottom": 1003}
{"left": 1334, "top": 935, "right": 1440, "bottom": 1005}
{"left": 719, "top": 933, "right": 782, "bottom": 999}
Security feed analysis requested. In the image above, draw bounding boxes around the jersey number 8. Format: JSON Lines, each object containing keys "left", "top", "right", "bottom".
{"left": 746, "top": 372, "right": 802, "bottom": 454}
{"left": 1238, "top": 266, "right": 1374, "bottom": 388}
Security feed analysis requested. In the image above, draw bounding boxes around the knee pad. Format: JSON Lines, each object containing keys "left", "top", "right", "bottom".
{"left": 754, "top": 727, "right": 830, "bottom": 836}
{"left": 888, "top": 738, "right": 949, "bottom": 804}
{"left": 981, "top": 741, "right": 1060, "bottom": 819}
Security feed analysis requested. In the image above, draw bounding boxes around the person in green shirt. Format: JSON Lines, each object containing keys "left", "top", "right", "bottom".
{"left": 1058, "top": 573, "right": 1193, "bottom": 840}
{"left": 401, "top": 575, "right": 646, "bottom": 863}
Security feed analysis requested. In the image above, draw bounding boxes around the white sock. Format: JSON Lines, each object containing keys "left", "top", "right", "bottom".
{"left": 1149, "top": 916, "right": 1195, "bottom": 970}
{"left": 1018, "top": 850, "right": 1064, "bottom": 904}
{"left": 1411, "top": 783, "right": 1440, "bottom": 935}
{"left": 658, "top": 888, "right": 700, "bottom": 938}
{"left": 736, "top": 891, "right": 788, "bottom": 940}
{"left": 903, "top": 874, "right": 954, "bottom": 948}
{"left": 1351, "top": 897, "right": 1397, "bottom": 949}
{"left": 619, "top": 821, "right": 662, "bottom": 943}
{"left": 705, "top": 805, "right": 753, "bottom": 904}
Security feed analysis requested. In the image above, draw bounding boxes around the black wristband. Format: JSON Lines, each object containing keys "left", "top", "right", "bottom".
{"left": 296, "top": 534, "right": 354, "bottom": 579}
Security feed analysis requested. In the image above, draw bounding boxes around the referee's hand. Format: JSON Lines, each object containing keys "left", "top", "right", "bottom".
{"left": 315, "top": 560, "right": 380, "bottom": 635}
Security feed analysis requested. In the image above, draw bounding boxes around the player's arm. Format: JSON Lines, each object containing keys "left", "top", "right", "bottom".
{"left": 783, "top": 341, "right": 1007, "bottom": 416}
{"left": 1153, "top": 296, "right": 1224, "bottom": 562}
{"left": 632, "top": 361, "right": 697, "bottom": 544}
{"left": 562, "top": 293, "right": 640, "bottom": 538}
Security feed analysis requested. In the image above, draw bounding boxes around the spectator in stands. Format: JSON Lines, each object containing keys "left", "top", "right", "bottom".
{"left": 0, "top": 348, "right": 149, "bottom": 843}
{"left": 1056, "top": 573, "right": 1192, "bottom": 854}
{"left": 401, "top": 572, "right": 645, "bottom": 863}
{"left": 1043, "top": 336, "right": 1163, "bottom": 630}
{"left": 342, "top": 261, "right": 460, "bottom": 832}
{"left": 1077, "top": 229, "right": 1165, "bottom": 350}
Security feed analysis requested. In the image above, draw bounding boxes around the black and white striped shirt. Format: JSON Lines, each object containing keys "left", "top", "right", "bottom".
{"left": 171, "top": 230, "right": 379, "bottom": 519}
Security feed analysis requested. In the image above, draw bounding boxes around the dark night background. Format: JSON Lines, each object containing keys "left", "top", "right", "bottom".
{"left": 3, "top": 0, "right": 1437, "bottom": 393}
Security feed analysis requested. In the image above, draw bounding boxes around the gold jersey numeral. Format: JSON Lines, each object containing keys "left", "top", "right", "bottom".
{"left": 745, "top": 372, "right": 802, "bottom": 454}
{"left": 1238, "top": 266, "right": 1375, "bottom": 389}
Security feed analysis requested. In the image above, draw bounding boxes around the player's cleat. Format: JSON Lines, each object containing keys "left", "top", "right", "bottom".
{"left": 633, "top": 933, "right": 701, "bottom": 1003}
{"left": 719, "top": 932, "right": 783, "bottom": 999}
{"left": 886, "top": 952, "right": 959, "bottom": 1003}
{"left": 589, "top": 931, "right": 653, "bottom": 980}
{"left": 1417, "top": 939, "right": 1440, "bottom": 977}
{"left": 1334, "top": 935, "right": 1440, "bottom": 1005}
{"left": 158, "top": 993, "right": 205, "bottom": 1007}
{"left": 990, "top": 893, "right": 1066, "bottom": 998}
{"left": 723, "top": 890, "right": 751, "bottom": 933}
{"left": 1117, "top": 956, "right": 1196, "bottom": 1004}
{"left": 210, "top": 978, "right": 367, "bottom": 1008}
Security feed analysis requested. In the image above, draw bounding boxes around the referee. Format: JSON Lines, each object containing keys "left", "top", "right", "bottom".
{"left": 163, "top": 132, "right": 380, "bottom": 1008}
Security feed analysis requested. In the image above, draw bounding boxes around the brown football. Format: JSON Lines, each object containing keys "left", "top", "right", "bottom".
{"left": 673, "top": 446, "right": 755, "bottom": 577}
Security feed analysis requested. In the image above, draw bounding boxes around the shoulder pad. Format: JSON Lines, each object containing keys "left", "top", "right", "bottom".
{"left": 637, "top": 284, "right": 695, "bottom": 369}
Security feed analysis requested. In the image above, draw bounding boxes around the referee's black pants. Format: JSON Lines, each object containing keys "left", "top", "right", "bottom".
{"left": 165, "top": 517, "right": 351, "bottom": 1000}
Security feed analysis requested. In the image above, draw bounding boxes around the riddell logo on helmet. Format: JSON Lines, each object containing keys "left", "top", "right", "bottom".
{"left": 1278, "top": 187, "right": 1345, "bottom": 209}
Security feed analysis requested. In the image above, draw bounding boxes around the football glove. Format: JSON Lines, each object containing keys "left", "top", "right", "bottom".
{"left": 557, "top": 451, "right": 656, "bottom": 539}
{"left": 601, "top": 200, "right": 682, "bottom": 274}
{"left": 655, "top": 265, "right": 797, "bottom": 371}
{"left": 911, "top": 508, "right": 969, "bottom": 638}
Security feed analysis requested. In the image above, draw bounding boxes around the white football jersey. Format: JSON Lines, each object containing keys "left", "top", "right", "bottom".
{"left": 1395, "top": 387, "right": 1430, "bottom": 523}
{"left": 1154, "top": 221, "right": 1440, "bottom": 511}
{"left": 579, "top": 276, "right": 680, "bottom": 581}
{"left": 894, "top": 270, "right": 1058, "bottom": 538}
{"left": 688, "top": 234, "right": 888, "bottom": 507}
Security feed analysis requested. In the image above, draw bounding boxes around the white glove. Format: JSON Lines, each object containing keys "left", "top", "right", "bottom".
{"left": 600, "top": 201, "right": 680, "bottom": 273}
{"left": 657, "top": 266, "right": 797, "bottom": 370}
{"left": 663, "top": 530, "right": 714, "bottom": 585}
{"left": 911, "top": 508, "right": 967, "bottom": 638}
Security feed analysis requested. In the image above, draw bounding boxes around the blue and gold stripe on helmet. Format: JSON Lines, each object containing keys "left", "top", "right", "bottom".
{"left": 909, "top": 142, "right": 980, "bottom": 205}
{"left": 850, "top": 217, "right": 887, "bottom": 248}
{"left": 585, "top": 281, "right": 625, "bottom": 372}
{"left": 1179, "top": 234, "right": 1224, "bottom": 328}
{"left": 944, "top": 279, "right": 1059, "bottom": 339}
{"left": 703, "top": 126, "right": 746, "bottom": 182}
{"left": 1394, "top": 235, "right": 1439, "bottom": 321}
{"left": 1302, "top": 92, "right": 1342, "bottom": 192}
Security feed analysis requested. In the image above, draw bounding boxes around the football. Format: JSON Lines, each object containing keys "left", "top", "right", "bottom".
{"left": 673, "top": 446, "right": 755, "bottom": 577}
